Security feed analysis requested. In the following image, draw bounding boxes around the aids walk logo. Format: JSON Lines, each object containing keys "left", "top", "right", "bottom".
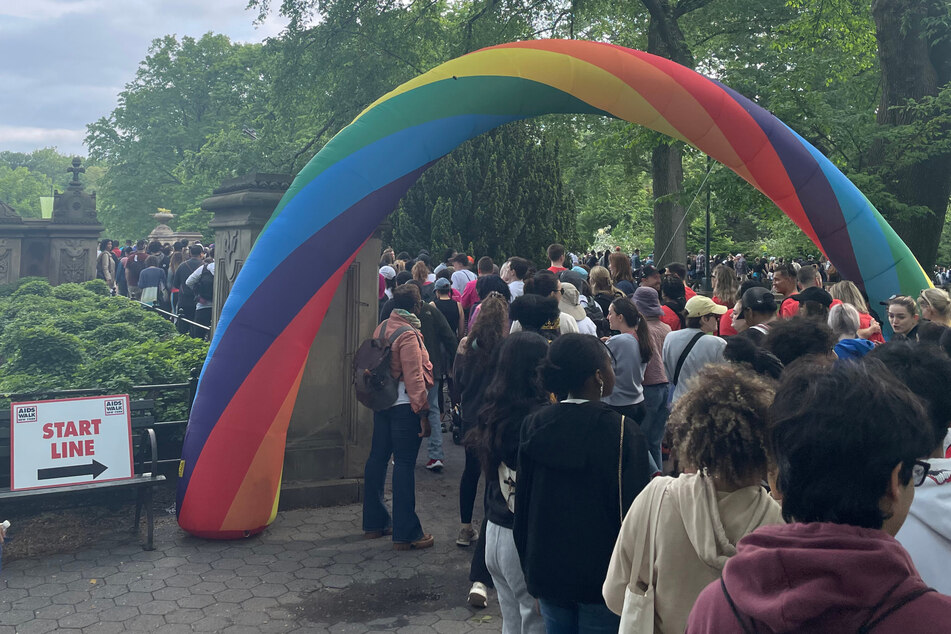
{"left": 15, "top": 405, "right": 37, "bottom": 424}
{"left": 104, "top": 399, "right": 125, "bottom": 416}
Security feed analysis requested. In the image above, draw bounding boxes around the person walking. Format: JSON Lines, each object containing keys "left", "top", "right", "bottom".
{"left": 469, "top": 332, "right": 551, "bottom": 634}
{"left": 514, "top": 334, "right": 651, "bottom": 634}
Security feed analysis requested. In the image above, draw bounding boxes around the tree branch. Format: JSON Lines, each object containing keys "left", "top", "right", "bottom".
{"left": 673, "top": 0, "right": 716, "bottom": 19}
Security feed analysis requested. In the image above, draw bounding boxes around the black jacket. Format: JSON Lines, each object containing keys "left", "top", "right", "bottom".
{"left": 514, "top": 401, "right": 650, "bottom": 604}
{"left": 484, "top": 402, "right": 548, "bottom": 529}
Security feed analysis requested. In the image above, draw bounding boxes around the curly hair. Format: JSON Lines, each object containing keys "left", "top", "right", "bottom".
{"left": 667, "top": 364, "right": 776, "bottom": 487}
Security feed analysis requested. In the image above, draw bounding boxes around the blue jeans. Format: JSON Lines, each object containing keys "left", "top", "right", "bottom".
{"left": 537, "top": 598, "right": 619, "bottom": 634}
{"left": 642, "top": 384, "right": 670, "bottom": 471}
{"left": 362, "top": 404, "right": 424, "bottom": 543}
{"left": 426, "top": 384, "right": 443, "bottom": 461}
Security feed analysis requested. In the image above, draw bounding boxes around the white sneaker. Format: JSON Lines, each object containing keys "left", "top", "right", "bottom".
{"left": 467, "top": 581, "right": 488, "bottom": 608}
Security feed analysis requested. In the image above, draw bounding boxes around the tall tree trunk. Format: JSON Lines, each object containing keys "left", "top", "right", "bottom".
{"left": 652, "top": 143, "right": 687, "bottom": 266}
{"left": 645, "top": 0, "right": 695, "bottom": 268}
{"left": 869, "top": 0, "right": 951, "bottom": 270}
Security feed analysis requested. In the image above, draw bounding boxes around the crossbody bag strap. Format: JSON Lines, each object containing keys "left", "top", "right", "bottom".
{"left": 618, "top": 415, "right": 626, "bottom": 522}
{"left": 673, "top": 331, "right": 706, "bottom": 386}
{"left": 857, "top": 582, "right": 936, "bottom": 633}
{"left": 720, "top": 577, "right": 757, "bottom": 634}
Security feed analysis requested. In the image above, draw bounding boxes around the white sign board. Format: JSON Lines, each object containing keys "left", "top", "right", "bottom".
{"left": 10, "top": 395, "right": 134, "bottom": 491}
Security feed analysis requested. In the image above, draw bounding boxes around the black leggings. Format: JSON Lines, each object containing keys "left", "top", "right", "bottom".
{"left": 460, "top": 445, "right": 481, "bottom": 524}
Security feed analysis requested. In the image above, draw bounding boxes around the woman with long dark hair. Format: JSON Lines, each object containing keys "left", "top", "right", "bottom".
{"left": 469, "top": 332, "right": 550, "bottom": 634}
{"left": 602, "top": 298, "right": 652, "bottom": 425}
{"left": 453, "top": 295, "right": 509, "bottom": 606}
{"left": 515, "top": 334, "right": 651, "bottom": 633}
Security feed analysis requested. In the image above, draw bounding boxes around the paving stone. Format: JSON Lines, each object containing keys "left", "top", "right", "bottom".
{"left": 191, "top": 615, "right": 233, "bottom": 631}
{"left": 163, "top": 607, "right": 205, "bottom": 624}
{"left": 81, "top": 622, "right": 124, "bottom": 634}
{"left": 175, "top": 594, "right": 217, "bottom": 610}
{"left": 114, "top": 591, "right": 153, "bottom": 607}
{"left": 28, "top": 583, "right": 68, "bottom": 597}
{"left": 223, "top": 575, "right": 261, "bottom": 590}
{"left": 190, "top": 580, "right": 227, "bottom": 595}
{"left": 51, "top": 589, "right": 91, "bottom": 605}
{"left": 12, "top": 596, "right": 52, "bottom": 611}
{"left": 127, "top": 578, "right": 166, "bottom": 592}
{"left": 124, "top": 613, "right": 167, "bottom": 630}
{"left": 138, "top": 599, "right": 179, "bottom": 615}
{"left": 88, "top": 585, "right": 129, "bottom": 599}
{"left": 321, "top": 575, "right": 352, "bottom": 589}
{"left": 74, "top": 598, "right": 116, "bottom": 613}
{"left": 240, "top": 596, "right": 278, "bottom": 611}
{"left": 0, "top": 610, "right": 35, "bottom": 626}
{"left": 3, "top": 577, "right": 42, "bottom": 590}
{"left": 34, "top": 603, "right": 75, "bottom": 620}
{"left": 213, "top": 588, "right": 253, "bottom": 603}
{"left": 151, "top": 586, "right": 191, "bottom": 602}
{"left": 222, "top": 625, "right": 266, "bottom": 634}
{"left": 56, "top": 612, "right": 100, "bottom": 629}
{"left": 153, "top": 624, "right": 194, "bottom": 634}
{"left": 15, "top": 618, "right": 58, "bottom": 634}
{"left": 97, "top": 605, "right": 141, "bottom": 622}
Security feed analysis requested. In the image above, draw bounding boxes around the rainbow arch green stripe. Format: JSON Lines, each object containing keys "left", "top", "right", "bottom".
{"left": 177, "top": 39, "right": 932, "bottom": 538}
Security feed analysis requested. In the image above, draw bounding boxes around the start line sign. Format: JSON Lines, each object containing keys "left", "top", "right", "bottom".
{"left": 10, "top": 395, "right": 134, "bottom": 491}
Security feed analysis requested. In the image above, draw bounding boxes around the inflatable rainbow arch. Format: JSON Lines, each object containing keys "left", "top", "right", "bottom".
{"left": 177, "top": 39, "right": 932, "bottom": 538}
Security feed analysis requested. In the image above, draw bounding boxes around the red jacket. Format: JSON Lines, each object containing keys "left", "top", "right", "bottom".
{"left": 686, "top": 522, "right": 951, "bottom": 633}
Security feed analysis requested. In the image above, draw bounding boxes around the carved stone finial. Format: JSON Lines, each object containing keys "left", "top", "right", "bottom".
{"left": 0, "top": 200, "right": 24, "bottom": 224}
{"left": 66, "top": 157, "right": 85, "bottom": 185}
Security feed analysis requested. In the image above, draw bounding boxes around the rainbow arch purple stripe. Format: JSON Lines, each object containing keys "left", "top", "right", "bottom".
{"left": 177, "top": 39, "right": 931, "bottom": 537}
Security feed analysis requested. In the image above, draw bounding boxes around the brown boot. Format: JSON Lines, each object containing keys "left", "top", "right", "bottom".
{"left": 393, "top": 533, "right": 434, "bottom": 551}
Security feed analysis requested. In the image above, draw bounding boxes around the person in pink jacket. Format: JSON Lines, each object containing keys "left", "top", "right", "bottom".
{"left": 686, "top": 359, "right": 951, "bottom": 633}
{"left": 362, "top": 284, "right": 435, "bottom": 551}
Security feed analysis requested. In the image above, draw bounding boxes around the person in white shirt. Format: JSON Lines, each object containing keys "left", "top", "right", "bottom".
{"left": 662, "top": 296, "right": 727, "bottom": 404}
{"left": 450, "top": 253, "right": 477, "bottom": 295}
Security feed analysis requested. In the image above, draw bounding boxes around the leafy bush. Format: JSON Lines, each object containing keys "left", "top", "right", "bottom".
{"left": 12, "top": 279, "right": 52, "bottom": 299}
{"left": 0, "top": 278, "right": 209, "bottom": 414}
{"left": 83, "top": 279, "right": 112, "bottom": 296}
{"left": 52, "top": 283, "right": 96, "bottom": 302}
{"left": 11, "top": 326, "right": 85, "bottom": 376}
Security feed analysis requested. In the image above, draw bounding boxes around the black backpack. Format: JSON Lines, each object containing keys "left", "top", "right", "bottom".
{"left": 196, "top": 265, "right": 214, "bottom": 302}
{"left": 352, "top": 321, "right": 418, "bottom": 411}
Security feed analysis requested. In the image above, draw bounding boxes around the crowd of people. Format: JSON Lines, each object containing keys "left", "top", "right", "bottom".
{"left": 95, "top": 238, "right": 215, "bottom": 339}
{"left": 364, "top": 242, "right": 951, "bottom": 633}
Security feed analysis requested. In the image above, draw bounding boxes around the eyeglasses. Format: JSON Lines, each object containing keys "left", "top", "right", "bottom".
{"left": 912, "top": 460, "right": 931, "bottom": 487}
{"left": 554, "top": 288, "right": 564, "bottom": 295}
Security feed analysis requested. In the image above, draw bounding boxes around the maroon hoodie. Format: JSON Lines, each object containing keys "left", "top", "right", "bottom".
{"left": 686, "top": 522, "right": 951, "bottom": 633}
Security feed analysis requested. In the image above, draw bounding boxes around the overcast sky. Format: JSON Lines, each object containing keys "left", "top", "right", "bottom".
{"left": 0, "top": 0, "right": 288, "bottom": 156}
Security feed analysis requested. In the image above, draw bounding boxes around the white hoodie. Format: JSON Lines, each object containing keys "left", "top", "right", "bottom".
{"left": 604, "top": 473, "right": 783, "bottom": 634}
{"left": 896, "top": 454, "right": 951, "bottom": 595}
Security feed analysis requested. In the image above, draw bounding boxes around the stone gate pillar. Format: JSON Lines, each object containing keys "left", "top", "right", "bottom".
{"left": 203, "top": 172, "right": 379, "bottom": 508}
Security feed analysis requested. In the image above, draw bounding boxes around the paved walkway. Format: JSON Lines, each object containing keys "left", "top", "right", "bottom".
{"left": 0, "top": 433, "right": 503, "bottom": 633}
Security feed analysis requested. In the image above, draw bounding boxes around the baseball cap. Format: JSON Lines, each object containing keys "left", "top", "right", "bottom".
{"left": 742, "top": 287, "right": 778, "bottom": 313}
{"left": 791, "top": 286, "right": 833, "bottom": 307}
{"left": 434, "top": 277, "right": 451, "bottom": 290}
{"left": 685, "top": 295, "right": 728, "bottom": 318}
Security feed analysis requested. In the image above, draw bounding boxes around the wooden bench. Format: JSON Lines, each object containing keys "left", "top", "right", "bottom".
{"left": 0, "top": 399, "right": 167, "bottom": 550}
